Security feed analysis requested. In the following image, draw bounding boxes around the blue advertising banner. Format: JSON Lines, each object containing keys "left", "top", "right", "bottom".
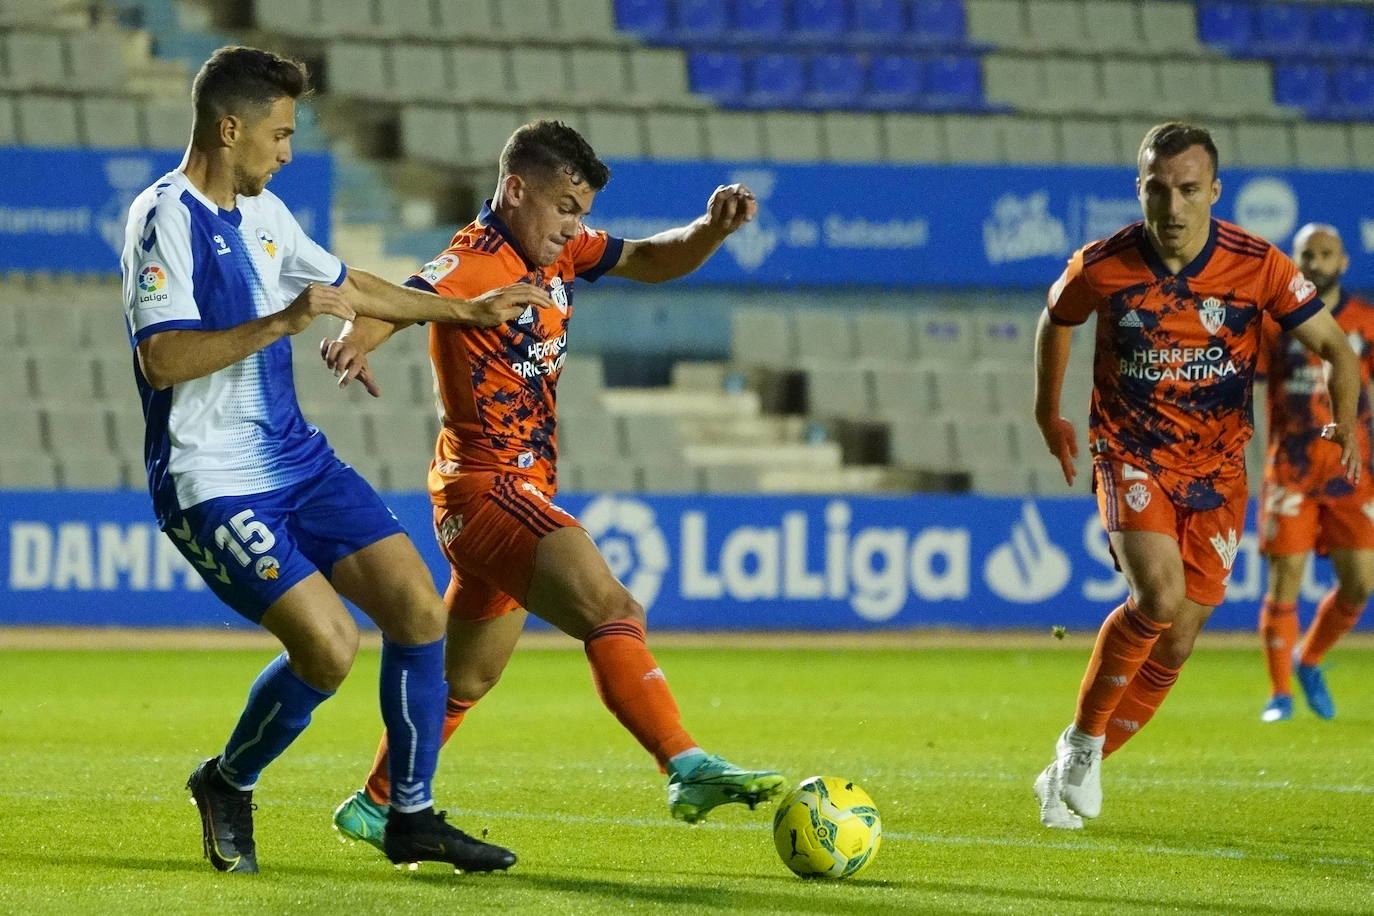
{"left": 593, "top": 160, "right": 1374, "bottom": 287}
{"left": 0, "top": 148, "right": 333, "bottom": 273}
{"left": 2, "top": 490, "right": 1365, "bottom": 632}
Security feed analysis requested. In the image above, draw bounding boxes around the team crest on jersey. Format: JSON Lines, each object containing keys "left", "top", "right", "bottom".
{"left": 1209, "top": 528, "right": 1240, "bottom": 570}
{"left": 549, "top": 276, "right": 569, "bottom": 314}
{"left": 255, "top": 227, "right": 277, "bottom": 258}
{"left": 1198, "top": 297, "right": 1226, "bottom": 335}
{"left": 1290, "top": 273, "right": 1316, "bottom": 303}
{"left": 254, "top": 556, "right": 280, "bottom": 580}
{"left": 1125, "top": 482, "right": 1151, "bottom": 512}
{"left": 419, "top": 254, "right": 460, "bottom": 285}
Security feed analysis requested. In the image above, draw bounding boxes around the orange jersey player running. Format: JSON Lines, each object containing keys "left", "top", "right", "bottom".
{"left": 320, "top": 120, "right": 785, "bottom": 853}
{"left": 1256, "top": 223, "right": 1374, "bottom": 723}
{"left": 1031, "top": 122, "right": 1362, "bottom": 831}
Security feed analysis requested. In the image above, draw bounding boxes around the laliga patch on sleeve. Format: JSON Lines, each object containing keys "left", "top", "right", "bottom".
{"left": 419, "top": 253, "right": 460, "bottom": 285}
{"left": 135, "top": 262, "right": 171, "bottom": 308}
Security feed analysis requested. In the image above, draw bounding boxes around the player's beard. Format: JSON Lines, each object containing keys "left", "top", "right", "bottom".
{"left": 1304, "top": 269, "right": 1340, "bottom": 298}
{"left": 233, "top": 163, "right": 269, "bottom": 198}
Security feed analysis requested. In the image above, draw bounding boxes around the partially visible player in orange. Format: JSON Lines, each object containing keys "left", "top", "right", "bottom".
{"left": 1256, "top": 223, "right": 1374, "bottom": 723}
{"left": 1031, "top": 122, "right": 1362, "bottom": 830}
{"left": 320, "top": 121, "right": 784, "bottom": 852}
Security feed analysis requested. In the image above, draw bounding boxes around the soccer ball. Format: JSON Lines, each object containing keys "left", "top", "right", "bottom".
{"left": 772, "top": 776, "right": 882, "bottom": 880}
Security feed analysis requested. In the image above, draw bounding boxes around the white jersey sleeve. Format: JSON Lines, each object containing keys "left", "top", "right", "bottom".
{"left": 267, "top": 191, "right": 346, "bottom": 301}
{"left": 122, "top": 186, "right": 202, "bottom": 343}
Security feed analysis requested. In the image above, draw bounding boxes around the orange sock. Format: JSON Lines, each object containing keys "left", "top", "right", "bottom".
{"left": 584, "top": 618, "right": 696, "bottom": 769}
{"left": 364, "top": 696, "right": 473, "bottom": 806}
{"left": 1299, "top": 590, "right": 1365, "bottom": 667}
{"left": 1074, "top": 601, "right": 1169, "bottom": 737}
{"left": 1258, "top": 598, "right": 1299, "bottom": 696}
{"left": 1103, "top": 657, "right": 1181, "bottom": 758}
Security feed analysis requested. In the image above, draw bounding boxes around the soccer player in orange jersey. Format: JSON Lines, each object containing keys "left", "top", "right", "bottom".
{"left": 320, "top": 121, "right": 784, "bottom": 850}
{"left": 1031, "top": 123, "right": 1362, "bottom": 830}
{"left": 1256, "top": 223, "right": 1374, "bottom": 723}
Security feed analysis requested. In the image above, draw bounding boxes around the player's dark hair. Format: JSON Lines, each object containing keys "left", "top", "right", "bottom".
{"left": 192, "top": 46, "right": 310, "bottom": 129}
{"left": 500, "top": 120, "right": 610, "bottom": 191}
{"left": 1138, "top": 122, "right": 1219, "bottom": 177}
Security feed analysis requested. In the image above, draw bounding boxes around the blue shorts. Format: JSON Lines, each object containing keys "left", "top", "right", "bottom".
{"left": 163, "top": 459, "right": 405, "bottom": 623}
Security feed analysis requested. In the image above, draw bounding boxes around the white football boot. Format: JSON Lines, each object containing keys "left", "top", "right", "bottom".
{"left": 1055, "top": 724, "right": 1105, "bottom": 819}
{"left": 1034, "top": 761, "right": 1083, "bottom": 830}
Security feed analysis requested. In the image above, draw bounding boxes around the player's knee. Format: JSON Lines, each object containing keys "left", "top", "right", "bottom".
{"left": 1131, "top": 585, "right": 1184, "bottom": 624}
{"left": 293, "top": 627, "right": 358, "bottom": 691}
{"left": 1337, "top": 577, "right": 1374, "bottom": 606}
{"left": 449, "top": 667, "right": 504, "bottom": 703}
{"left": 379, "top": 590, "right": 448, "bottom": 645}
{"left": 597, "top": 588, "right": 644, "bottom": 627}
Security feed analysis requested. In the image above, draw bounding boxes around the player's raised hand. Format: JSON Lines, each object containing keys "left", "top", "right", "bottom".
{"left": 282, "top": 283, "right": 356, "bottom": 334}
{"left": 457, "top": 282, "right": 557, "bottom": 327}
{"left": 1321, "top": 422, "right": 1362, "bottom": 484}
{"left": 704, "top": 184, "right": 758, "bottom": 236}
{"left": 1040, "top": 416, "right": 1079, "bottom": 486}
{"left": 320, "top": 337, "right": 381, "bottom": 397}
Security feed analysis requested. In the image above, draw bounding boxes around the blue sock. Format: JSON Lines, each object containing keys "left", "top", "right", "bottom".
{"left": 380, "top": 637, "right": 447, "bottom": 813}
{"left": 219, "top": 653, "right": 333, "bottom": 790}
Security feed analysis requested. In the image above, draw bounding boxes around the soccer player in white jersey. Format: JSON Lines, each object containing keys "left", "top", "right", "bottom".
{"left": 119, "top": 45, "right": 553, "bottom": 875}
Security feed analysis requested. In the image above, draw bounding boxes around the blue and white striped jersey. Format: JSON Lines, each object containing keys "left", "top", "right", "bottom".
{"left": 120, "top": 169, "right": 347, "bottom": 523}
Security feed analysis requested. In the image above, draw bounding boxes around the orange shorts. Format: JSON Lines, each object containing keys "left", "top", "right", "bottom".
{"left": 1093, "top": 458, "right": 1247, "bottom": 607}
{"left": 431, "top": 472, "right": 580, "bottom": 621}
{"left": 1258, "top": 481, "right": 1374, "bottom": 556}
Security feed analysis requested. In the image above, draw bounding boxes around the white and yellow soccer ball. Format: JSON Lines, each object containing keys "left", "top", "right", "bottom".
{"left": 772, "top": 776, "right": 882, "bottom": 880}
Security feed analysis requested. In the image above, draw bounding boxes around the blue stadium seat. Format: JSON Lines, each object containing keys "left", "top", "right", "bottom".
{"left": 748, "top": 52, "right": 806, "bottom": 107}
{"left": 675, "top": 0, "right": 730, "bottom": 40}
{"left": 803, "top": 52, "right": 866, "bottom": 109}
{"left": 1197, "top": 2, "right": 1254, "bottom": 55}
{"left": 732, "top": 0, "right": 787, "bottom": 45}
{"left": 1331, "top": 63, "right": 1374, "bottom": 118}
{"left": 1273, "top": 62, "right": 1328, "bottom": 115}
{"left": 922, "top": 54, "right": 982, "bottom": 110}
{"left": 688, "top": 50, "right": 746, "bottom": 104}
{"left": 867, "top": 54, "right": 923, "bottom": 109}
{"left": 789, "top": 0, "right": 849, "bottom": 42}
{"left": 1254, "top": 3, "right": 1311, "bottom": 56}
{"left": 852, "top": 0, "right": 906, "bottom": 48}
{"left": 614, "top": 0, "right": 671, "bottom": 38}
{"left": 1310, "top": 5, "right": 1369, "bottom": 58}
{"left": 911, "top": 0, "right": 966, "bottom": 48}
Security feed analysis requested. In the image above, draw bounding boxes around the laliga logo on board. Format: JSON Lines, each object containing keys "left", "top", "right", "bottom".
{"left": 722, "top": 169, "right": 779, "bottom": 272}
{"left": 580, "top": 496, "right": 670, "bottom": 609}
{"left": 982, "top": 502, "right": 1071, "bottom": 604}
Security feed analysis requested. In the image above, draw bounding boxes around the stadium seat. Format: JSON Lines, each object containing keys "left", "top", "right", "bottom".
{"left": 255, "top": 0, "right": 315, "bottom": 34}
{"left": 851, "top": 0, "right": 906, "bottom": 47}
{"left": 1253, "top": 3, "right": 1311, "bottom": 57}
{"left": 820, "top": 111, "right": 883, "bottom": 160}
{"left": 955, "top": 419, "right": 1018, "bottom": 469}
{"left": 568, "top": 48, "right": 630, "bottom": 106}
{"left": 1196, "top": 1, "right": 1254, "bottom": 55}
{"left": 316, "top": 0, "right": 377, "bottom": 37}
{"left": 1082, "top": 1, "right": 1141, "bottom": 54}
{"left": 66, "top": 31, "right": 128, "bottom": 92}
{"left": 0, "top": 455, "right": 59, "bottom": 489}
{"left": 1331, "top": 64, "right": 1374, "bottom": 119}
{"left": 639, "top": 462, "right": 701, "bottom": 491}
{"left": 688, "top": 51, "right": 747, "bottom": 105}
{"left": 1211, "top": 60, "right": 1279, "bottom": 117}
{"left": 675, "top": 0, "right": 730, "bottom": 41}
{"left": 803, "top": 53, "right": 866, "bottom": 110}
{"left": 391, "top": 44, "right": 451, "bottom": 103}
{"left": 644, "top": 110, "right": 706, "bottom": 157}
{"left": 559, "top": 0, "right": 623, "bottom": 41}
{"left": 922, "top": 55, "right": 983, "bottom": 111}
{"left": 980, "top": 55, "right": 1042, "bottom": 112}
{"left": 1026, "top": 0, "right": 1089, "bottom": 52}
{"left": 998, "top": 117, "right": 1058, "bottom": 163}
{"left": 912, "top": 0, "right": 967, "bottom": 48}
{"left": 929, "top": 365, "right": 995, "bottom": 416}
{"left": 1037, "top": 57, "right": 1099, "bottom": 116}
{"left": 141, "top": 98, "right": 189, "bottom": 149}
{"left": 508, "top": 47, "right": 571, "bottom": 104}
{"left": 974, "top": 312, "right": 1036, "bottom": 362}
{"left": 1292, "top": 122, "right": 1352, "bottom": 170}
{"left": 79, "top": 96, "right": 143, "bottom": 149}
{"left": 14, "top": 94, "right": 78, "bottom": 147}
{"left": 731, "top": 308, "right": 795, "bottom": 369}
{"left": 0, "top": 95, "right": 15, "bottom": 145}
{"left": 448, "top": 46, "right": 509, "bottom": 103}
{"left": 793, "top": 310, "right": 856, "bottom": 362}
{"left": 1234, "top": 122, "right": 1295, "bottom": 167}
{"left": 1099, "top": 60, "right": 1164, "bottom": 117}
{"left": 583, "top": 109, "right": 646, "bottom": 158}
{"left": 867, "top": 55, "right": 923, "bottom": 110}
{"left": 963, "top": 0, "right": 1029, "bottom": 52}
{"left": 566, "top": 460, "right": 640, "bottom": 493}
{"left": 92, "top": 353, "right": 136, "bottom": 402}
{"left": 942, "top": 114, "right": 1000, "bottom": 162}
{"left": 399, "top": 105, "right": 463, "bottom": 166}
{"left": 59, "top": 455, "right": 125, "bottom": 491}
{"left": 431, "top": 0, "right": 500, "bottom": 38}
{"left": 44, "top": 405, "right": 112, "bottom": 458}
{"left": 557, "top": 410, "right": 620, "bottom": 461}
{"left": 979, "top": 364, "right": 1034, "bottom": 416}
{"left": 1274, "top": 63, "right": 1329, "bottom": 116}
{"left": 3, "top": 31, "right": 64, "bottom": 91}
{"left": 970, "top": 465, "right": 1040, "bottom": 495}
{"left": 887, "top": 416, "right": 958, "bottom": 472}
{"left": 462, "top": 106, "right": 526, "bottom": 163}
{"left": 761, "top": 111, "right": 823, "bottom": 159}
{"left": 804, "top": 365, "right": 871, "bottom": 417}
{"left": 374, "top": 0, "right": 440, "bottom": 37}
{"left": 882, "top": 111, "right": 945, "bottom": 161}
{"left": 628, "top": 48, "right": 697, "bottom": 104}
{"left": 732, "top": 0, "right": 787, "bottom": 45}
{"left": 702, "top": 109, "right": 765, "bottom": 157}
{"left": 913, "top": 311, "right": 976, "bottom": 364}
{"left": 700, "top": 464, "right": 763, "bottom": 492}
{"left": 789, "top": 0, "right": 849, "bottom": 43}
{"left": 748, "top": 53, "right": 807, "bottom": 108}
{"left": 1058, "top": 117, "right": 1118, "bottom": 164}
{"left": 30, "top": 351, "right": 100, "bottom": 403}
{"left": 620, "top": 414, "right": 684, "bottom": 459}
{"left": 853, "top": 312, "right": 916, "bottom": 363}
{"left": 1310, "top": 5, "right": 1368, "bottom": 58}
{"left": 1138, "top": 2, "right": 1205, "bottom": 55}
{"left": 615, "top": 0, "right": 672, "bottom": 38}
{"left": 871, "top": 365, "right": 934, "bottom": 415}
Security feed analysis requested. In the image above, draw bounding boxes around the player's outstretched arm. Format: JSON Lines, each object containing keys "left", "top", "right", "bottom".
{"left": 609, "top": 183, "right": 757, "bottom": 284}
{"left": 340, "top": 269, "right": 554, "bottom": 325}
{"left": 1034, "top": 308, "right": 1079, "bottom": 486}
{"left": 1290, "top": 309, "right": 1363, "bottom": 482}
{"left": 319, "top": 316, "right": 401, "bottom": 398}
{"left": 138, "top": 282, "right": 356, "bottom": 390}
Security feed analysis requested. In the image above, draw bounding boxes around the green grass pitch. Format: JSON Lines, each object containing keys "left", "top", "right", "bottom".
{"left": 0, "top": 638, "right": 1371, "bottom": 914}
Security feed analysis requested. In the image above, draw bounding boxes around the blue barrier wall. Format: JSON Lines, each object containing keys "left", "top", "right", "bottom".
{"left": 592, "top": 161, "right": 1374, "bottom": 286}
{"left": 2, "top": 490, "right": 1363, "bottom": 632}
{"left": 0, "top": 148, "right": 333, "bottom": 272}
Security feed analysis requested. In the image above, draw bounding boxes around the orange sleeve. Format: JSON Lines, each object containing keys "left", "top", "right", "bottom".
{"left": 1046, "top": 248, "right": 1103, "bottom": 326}
{"left": 566, "top": 225, "right": 624, "bottom": 282}
{"left": 419, "top": 250, "right": 513, "bottom": 301}
{"left": 1261, "top": 247, "right": 1320, "bottom": 332}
